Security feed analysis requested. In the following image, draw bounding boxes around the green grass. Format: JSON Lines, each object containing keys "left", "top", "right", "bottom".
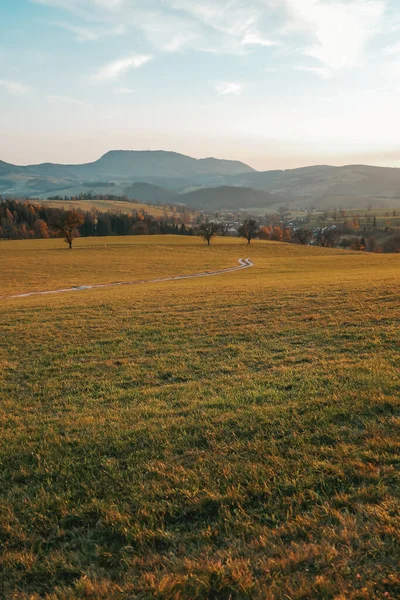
{"left": 0, "top": 237, "right": 399, "bottom": 599}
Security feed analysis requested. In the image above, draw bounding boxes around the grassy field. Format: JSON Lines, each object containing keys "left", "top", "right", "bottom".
{"left": 1, "top": 236, "right": 399, "bottom": 599}
{"left": 42, "top": 199, "right": 176, "bottom": 218}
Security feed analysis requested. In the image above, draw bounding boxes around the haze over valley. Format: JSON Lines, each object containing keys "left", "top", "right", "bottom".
{"left": 3, "top": 150, "right": 400, "bottom": 212}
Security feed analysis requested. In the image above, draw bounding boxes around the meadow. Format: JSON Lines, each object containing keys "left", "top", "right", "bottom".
{"left": 42, "top": 199, "right": 176, "bottom": 219}
{"left": 0, "top": 236, "right": 399, "bottom": 599}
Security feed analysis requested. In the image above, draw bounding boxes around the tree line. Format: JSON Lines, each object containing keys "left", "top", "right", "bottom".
{"left": 0, "top": 199, "right": 194, "bottom": 247}
{"left": 198, "top": 218, "right": 400, "bottom": 253}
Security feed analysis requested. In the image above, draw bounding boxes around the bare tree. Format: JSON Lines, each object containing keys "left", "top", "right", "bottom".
{"left": 366, "top": 236, "right": 381, "bottom": 253}
{"left": 198, "top": 222, "right": 220, "bottom": 246}
{"left": 292, "top": 228, "right": 313, "bottom": 245}
{"left": 52, "top": 210, "right": 84, "bottom": 249}
{"left": 382, "top": 233, "right": 400, "bottom": 253}
{"left": 315, "top": 228, "right": 341, "bottom": 248}
{"left": 238, "top": 219, "right": 259, "bottom": 244}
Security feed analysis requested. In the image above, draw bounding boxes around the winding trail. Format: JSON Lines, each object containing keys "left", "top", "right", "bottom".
{"left": 3, "top": 258, "right": 254, "bottom": 300}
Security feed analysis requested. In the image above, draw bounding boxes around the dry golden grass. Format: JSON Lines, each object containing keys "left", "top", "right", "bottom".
{"left": 1, "top": 236, "right": 399, "bottom": 599}
{"left": 43, "top": 198, "right": 176, "bottom": 218}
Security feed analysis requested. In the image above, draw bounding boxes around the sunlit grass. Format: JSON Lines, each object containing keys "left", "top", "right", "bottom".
{"left": 42, "top": 199, "right": 176, "bottom": 218}
{"left": 1, "top": 236, "right": 399, "bottom": 599}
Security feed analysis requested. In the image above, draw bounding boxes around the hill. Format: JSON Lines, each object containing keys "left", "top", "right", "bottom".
{"left": 3, "top": 150, "right": 254, "bottom": 183}
{"left": 42, "top": 198, "right": 176, "bottom": 218}
{"left": 123, "top": 182, "right": 176, "bottom": 203}
{"left": 230, "top": 164, "right": 400, "bottom": 209}
{"left": 2, "top": 236, "right": 399, "bottom": 599}
{"left": 0, "top": 151, "right": 254, "bottom": 200}
{"left": 174, "top": 185, "right": 286, "bottom": 210}
{"left": 2, "top": 152, "right": 400, "bottom": 211}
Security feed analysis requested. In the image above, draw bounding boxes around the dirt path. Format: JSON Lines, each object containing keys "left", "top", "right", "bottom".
{"left": 3, "top": 259, "right": 254, "bottom": 300}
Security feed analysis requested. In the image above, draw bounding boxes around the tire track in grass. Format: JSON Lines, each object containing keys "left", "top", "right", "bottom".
{"left": 3, "top": 259, "right": 254, "bottom": 300}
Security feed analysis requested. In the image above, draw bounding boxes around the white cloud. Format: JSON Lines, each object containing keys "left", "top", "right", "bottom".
{"left": 0, "top": 80, "right": 31, "bottom": 95}
{"left": 164, "top": 33, "right": 200, "bottom": 52}
{"left": 91, "top": 54, "right": 152, "bottom": 81}
{"left": 113, "top": 87, "right": 135, "bottom": 94}
{"left": 282, "top": 0, "right": 387, "bottom": 74}
{"left": 46, "top": 94, "right": 86, "bottom": 105}
{"left": 52, "top": 20, "right": 125, "bottom": 41}
{"left": 33, "top": 0, "right": 280, "bottom": 56}
{"left": 215, "top": 81, "right": 243, "bottom": 96}
{"left": 32, "top": 0, "right": 123, "bottom": 11}
{"left": 295, "top": 65, "right": 334, "bottom": 80}
{"left": 31, "top": 0, "right": 389, "bottom": 72}
{"left": 383, "top": 41, "right": 400, "bottom": 55}
{"left": 241, "top": 31, "right": 279, "bottom": 47}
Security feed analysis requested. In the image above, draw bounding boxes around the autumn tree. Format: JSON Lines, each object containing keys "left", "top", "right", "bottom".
{"left": 52, "top": 210, "right": 84, "bottom": 249}
{"left": 198, "top": 222, "right": 220, "bottom": 246}
{"left": 238, "top": 219, "right": 259, "bottom": 244}
{"left": 259, "top": 225, "right": 272, "bottom": 240}
{"left": 282, "top": 227, "right": 291, "bottom": 243}
{"left": 33, "top": 218, "right": 50, "bottom": 239}
{"left": 350, "top": 237, "right": 366, "bottom": 251}
{"left": 271, "top": 226, "right": 283, "bottom": 241}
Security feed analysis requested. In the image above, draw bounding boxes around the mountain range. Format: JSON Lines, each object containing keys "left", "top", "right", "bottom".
{"left": 2, "top": 150, "right": 400, "bottom": 211}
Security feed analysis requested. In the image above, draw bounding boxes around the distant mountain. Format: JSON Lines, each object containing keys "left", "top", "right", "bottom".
{"left": 123, "top": 182, "right": 176, "bottom": 204}
{"left": 0, "top": 160, "right": 20, "bottom": 176}
{"left": 229, "top": 165, "right": 400, "bottom": 209}
{"left": 0, "top": 151, "right": 254, "bottom": 199}
{"left": 2, "top": 151, "right": 400, "bottom": 211}
{"left": 13, "top": 150, "right": 254, "bottom": 181}
{"left": 173, "top": 186, "right": 286, "bottom": 210}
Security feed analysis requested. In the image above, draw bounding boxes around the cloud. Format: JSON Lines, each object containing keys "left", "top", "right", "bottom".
{"left": 51, "top": 20, "right": 125, "bottom": 41}
{"left": 113, "top": 87, "right": 135, "bottom": 94}
{"left": 281, "top": 0, "right": 386, "bottom": 74}
{"left": 294, "top": 65, "right": 333, "bottom": 80}
{"left": 241, "top": 31, "right": 279, "bottom": 47}
{"left": 164, "top": 33, "right": 200, "bottom": 52}
{"left": 46, "top": 94, "right": 86, "bottom": 105}
{"left": 32, "top": 0, "right": 123, "bottom": 12}
{"left": 383, "top": 41, "right": 400, "bottom": 55}
{"left": 215, "top": 81, "right": 243, "bottom": 96}
{"left": 0, "top": 80, "right": 31, "bottom": 95}
{"left": 91, "top": 54, "right": 152, "bottom": 81}
{"left": 31, "top": 0, "right": 389, "bottom": 71}
{"left": 33, "top": 0, "right": 280, "bottom": 56}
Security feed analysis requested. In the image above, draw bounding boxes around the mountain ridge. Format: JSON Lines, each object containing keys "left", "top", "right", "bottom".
{"left": 2, "top": 151, "right": 400, "bottom": 211}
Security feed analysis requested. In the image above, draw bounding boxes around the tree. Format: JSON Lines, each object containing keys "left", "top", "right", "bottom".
{"left": 340, "top": 238, "right": 352, "bottom": 249}
{"left": 33, "top": 218, "right": 50, "bottom": 239}
{"left": 218, "top": 223, "right": 229, "bottom": 236}
{"left": 238, "top": 219, "right": 259, "bottom": 244}
{"left": 271, "top": 226, "right": 283, "bottom": 241}
{"left": 198, "top": 222, "right": 220, "bottom": 246}
{"left": 52, "top": 210, "right": 84, "bottom": 249}
{"left": 315, "top": 228, "right": 340, "bottom": 248}
{"left": 350, "top": 237, "right": 366, "bottom": 251}
{"left": 259, "top": 225, "right": 272, "bottom": 240}
{"left": 366, "top": 236, "right": 381, "bottom": 253}
{"left": 382, "top": 233, "right": 400, "bottom": 253}
{"left": 282, "top": 227, "right": 292, "bottom": 243}
{"left": 293, "top": 228, "right": 312, "bottom": 245}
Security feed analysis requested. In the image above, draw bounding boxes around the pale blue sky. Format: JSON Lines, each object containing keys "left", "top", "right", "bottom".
{"left": 1, "top": 0, "right": 400, "bottom": 169}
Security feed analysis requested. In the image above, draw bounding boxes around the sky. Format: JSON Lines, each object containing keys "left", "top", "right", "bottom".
{"left": 1, "top": 0, "right": 400, "bottom": 170}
